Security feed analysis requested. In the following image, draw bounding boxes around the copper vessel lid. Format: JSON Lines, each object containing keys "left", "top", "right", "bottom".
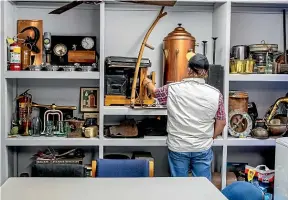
{"left": 229, "top": 90, "right": 248, "bottom": 98}
{"left": 164, "top": 23, "right": 195, "bottom": 41}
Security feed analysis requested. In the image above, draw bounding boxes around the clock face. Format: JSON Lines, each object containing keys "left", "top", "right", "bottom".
{"left": 81, "top": 37, "right": 94, "bottom": 50}
{"left": 53, "top": 44, "right": 67, "bottom": 57}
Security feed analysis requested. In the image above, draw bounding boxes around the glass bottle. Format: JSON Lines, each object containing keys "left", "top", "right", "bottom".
{"left": 265, "top": 52, "right": 273, "bottom": 74}
{"left": 56, "top": 121, "right": 65, "bottom": 137}
{"left": 64, "top": 121, "right": 71, "bottom": 136}
{"left": 31, "top": 117, "right": 42, "bottom": 137}
{"left": 45, "top": 120, "right": 54, "bottom": 137}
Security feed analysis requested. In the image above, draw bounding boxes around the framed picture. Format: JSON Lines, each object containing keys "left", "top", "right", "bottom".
{"left": 83, "top": 113, "right": 99, "bottom": 125}
{"left": 80, "top": 87, "right": 99, "bottom": 112}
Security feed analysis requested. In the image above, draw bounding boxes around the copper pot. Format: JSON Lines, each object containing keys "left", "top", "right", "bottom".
{"left": 163, "top": 23, "right": 196, "bottom": 84}
{"left": 228, "top": 91, "right": 249, "bottom": 113}
{"left": 267, "top": 117, "right": 288, "bottom": 136}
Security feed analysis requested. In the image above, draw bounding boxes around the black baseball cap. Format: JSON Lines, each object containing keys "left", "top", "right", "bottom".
{"left": 186, "top": 52, "right": 209, "bottom": 71}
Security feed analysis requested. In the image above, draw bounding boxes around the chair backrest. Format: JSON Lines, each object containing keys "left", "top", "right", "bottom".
{"left": 91, "top": 159, "right": 154, "bottom": 178}
{"left": 221, "top": 181, "right": 264, "bottom": 200}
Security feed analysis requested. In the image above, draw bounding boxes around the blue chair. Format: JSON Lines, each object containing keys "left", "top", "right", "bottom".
{"left": 91, "top": 159, "right": 154, "bottom": 177}
{"left": 221, "top": 181, "right": 264, "bottom": 200}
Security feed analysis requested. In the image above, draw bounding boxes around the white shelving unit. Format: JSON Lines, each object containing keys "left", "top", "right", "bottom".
{"left": 102, "top": 106, "right": 167, "bottom": 115}
{"left": 5, "top": 136, "right": 101, "bottom": 146}
{"left": 4, "top": 71, "right": 100, "bottom": 79}
{"left": 0, "top": 0, "right": 287, "bottom": 190}
{"left": 229, "top": 74, "right": 288, "bottom": 82}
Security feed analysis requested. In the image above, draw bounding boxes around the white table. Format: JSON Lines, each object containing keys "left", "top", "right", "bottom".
{"left": 1, "top": 177, "right": 227, "bottom": 200}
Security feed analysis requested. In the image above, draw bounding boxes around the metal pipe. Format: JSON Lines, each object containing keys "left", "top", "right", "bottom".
{"left": 212, "top": 37, "right": 218, "bottom": 64}
{"left": 202, "top": 41, "right": 207, "bottom": 56}
{"left": 284, "top": 10, "right": 287, "bottom": 62}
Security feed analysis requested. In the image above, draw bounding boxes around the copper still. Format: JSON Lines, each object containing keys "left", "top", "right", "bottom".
{"left": 163, "top": 23, "right": 196, "bottom": 84}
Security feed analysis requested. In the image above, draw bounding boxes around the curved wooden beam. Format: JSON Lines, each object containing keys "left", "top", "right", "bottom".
{"left": 130, "top": 6, "right": 167, "bottom": 107}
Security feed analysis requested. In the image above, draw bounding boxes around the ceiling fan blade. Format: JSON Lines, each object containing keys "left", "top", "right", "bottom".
{"left": 49, "top": 1, "right": 84, "bottom": 14}
{"left": 120, "top": 0, "right": 177, "bottom": 6}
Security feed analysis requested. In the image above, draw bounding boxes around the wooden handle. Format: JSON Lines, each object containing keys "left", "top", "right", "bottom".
{"left": 130, "top": 6, "right": 167, "bottom": 107}
{"left": 149, "top": 160, "right": 154, "bottom": 177}
{"left": 91, "top": 160, "right": 97, "bottom": 177}
{"left": 145, "top": 43, "right": 155, "bottom": 50}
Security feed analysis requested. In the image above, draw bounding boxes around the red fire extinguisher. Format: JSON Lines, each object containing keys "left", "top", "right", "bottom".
{"left": 16, "top": 89, "right": 32, "bottom": 136}
{"left": 9, "top": 41, "right": 21, "bottom": 71}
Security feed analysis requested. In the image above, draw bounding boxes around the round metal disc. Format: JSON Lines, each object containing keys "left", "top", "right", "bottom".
{"left": 228, "top": 110, "right": 253, "bottom": 138}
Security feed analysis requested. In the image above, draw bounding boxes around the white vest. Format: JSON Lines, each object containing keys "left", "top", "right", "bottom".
{"left": 166, "top": 78, "right": 220, "bottom": 152}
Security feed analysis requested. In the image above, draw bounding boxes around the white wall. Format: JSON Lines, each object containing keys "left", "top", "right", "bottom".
{"left": 231, "top": 12, "right": 288, "bottom": 51}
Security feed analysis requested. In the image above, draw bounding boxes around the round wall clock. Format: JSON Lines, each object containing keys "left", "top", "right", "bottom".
{"left": 81, "top": 37, "right": 94, "bottom": 50}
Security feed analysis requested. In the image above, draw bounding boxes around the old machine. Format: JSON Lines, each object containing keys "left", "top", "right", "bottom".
{"left": 104, "top": 56, "right": 156, "bottom": 106}
{"left": 228, "top": 91, "right": 253, "bottom": 138}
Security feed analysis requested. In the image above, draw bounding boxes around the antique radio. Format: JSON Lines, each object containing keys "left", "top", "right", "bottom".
{"left": 104, "top": 56, "right": 155, "bottom": 106}
{"left": 50, "top": 35, "right": 98, "bottom": 66}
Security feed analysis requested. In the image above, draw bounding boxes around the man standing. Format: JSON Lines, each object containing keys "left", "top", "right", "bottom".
{"left": 142, "top": 53, "right": 226, "bottom": 181}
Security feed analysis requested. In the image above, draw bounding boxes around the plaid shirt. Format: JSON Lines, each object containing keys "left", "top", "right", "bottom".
{"left": 155, "top": 85, "right": 226, "bottom": 120}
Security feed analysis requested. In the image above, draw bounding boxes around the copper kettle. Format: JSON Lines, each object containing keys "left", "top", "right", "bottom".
{"left": 163, "top": 23, "right": 196, "bottom": 84}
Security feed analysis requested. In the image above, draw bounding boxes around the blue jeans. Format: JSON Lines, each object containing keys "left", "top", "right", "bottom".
{"left": 168, "top": 148, "right": 213, "bottom": 181}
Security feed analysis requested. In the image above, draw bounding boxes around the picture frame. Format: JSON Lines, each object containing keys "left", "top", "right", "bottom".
{"left": 83, "top": 113, "right": 99, "bottom": 125}
{"left": 80, "top": 87, "right": 99, "bottom": 112}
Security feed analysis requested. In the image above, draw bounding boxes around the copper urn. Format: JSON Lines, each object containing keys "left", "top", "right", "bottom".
{"left": 163, "top": 23, "right": 196, "bottom": 84}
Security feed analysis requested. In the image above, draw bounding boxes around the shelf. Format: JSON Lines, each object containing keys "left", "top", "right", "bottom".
{"left": 5, "top": 136, "right": 100, "bottom": 146}
{"left": 103, "top": 136, "right": 224, "bottom": 146}
{"left": 226, "top": 136, "right": 277, "bottom": 146}
{"left": 232, "top": 0, "right": 288, "bottom": 4}
{"left": 229, "top": 74, "right": 288, "bottom": 82}
{"left": 102, "top": 106, "right": 167, "bottom": 116}
{"left": 4, "top": 71, "right": 100, "bottom": 80}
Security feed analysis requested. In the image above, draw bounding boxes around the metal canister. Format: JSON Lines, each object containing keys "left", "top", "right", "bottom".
{"left": 249, "top": 40, "right": 278, "bottom": 52}
{"left": 230, "top": 59, "right": 246, "bottom": 74}
{"left": 21, "top": 45, "right": 31, "bottom": 70}
{"left": 245, "top": 57, "right": 255, "bottom": 73}
{"left": 83, "top": 126, "right": 98, "bottom": 138}
{"left": 231, "top": 45, "right": 249, "bottom": 60}
{"left": 163, "top": 23, "right": 196, "bottom": 84}
{"left": 229, "top": 91, "right": 249, "bottom": 113}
